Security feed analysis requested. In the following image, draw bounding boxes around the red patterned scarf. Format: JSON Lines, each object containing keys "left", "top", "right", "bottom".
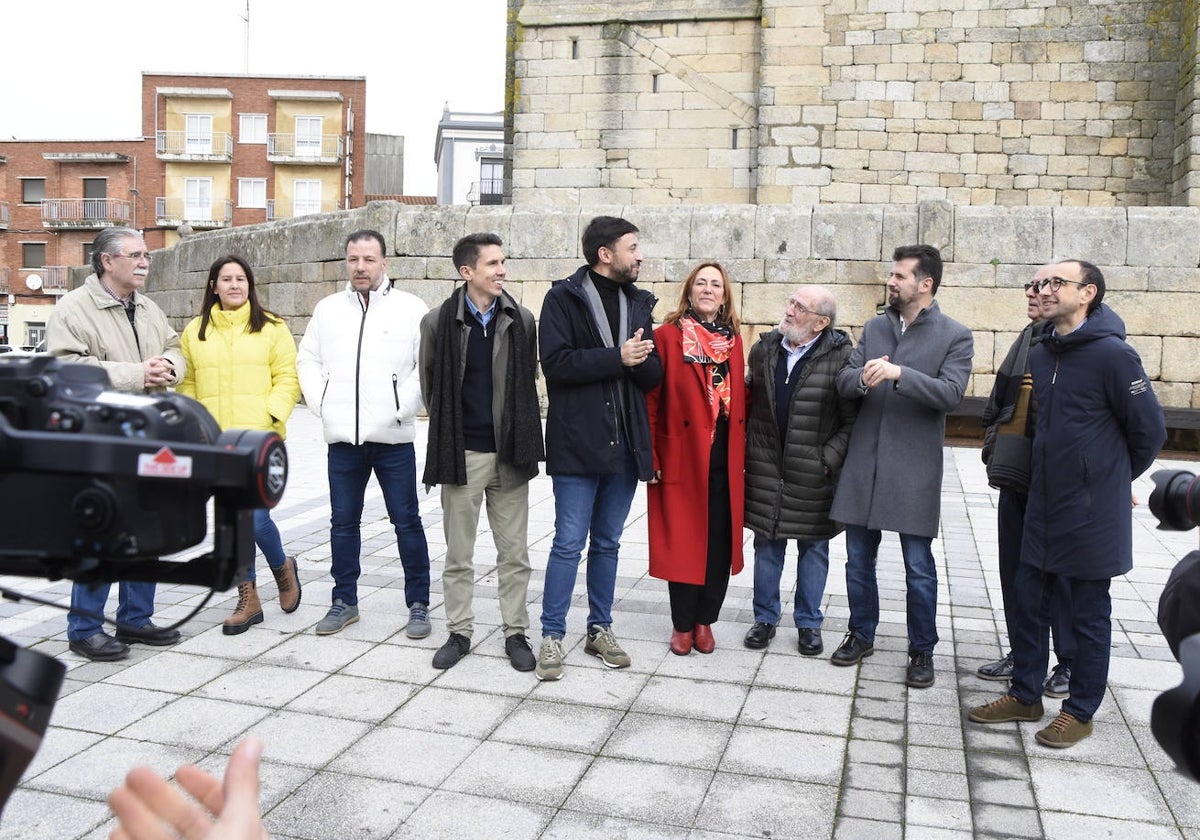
{"left": 679, "top": 315, "right": 735, "bottom": 441}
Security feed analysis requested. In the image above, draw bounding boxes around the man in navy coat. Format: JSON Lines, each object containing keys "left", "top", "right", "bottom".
{"left": 969, "top": 259, "right": 1166, "bottom": 748}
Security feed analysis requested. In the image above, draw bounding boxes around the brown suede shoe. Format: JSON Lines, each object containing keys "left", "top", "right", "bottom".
{"left": 1035, "top": 711, "right": 1093, "bottom": 748}
{"left": 271, "top": 556, "right": 302, "bottom": 613}
{"left": 968, "top": 693, "right": 1045, "bottom": 724}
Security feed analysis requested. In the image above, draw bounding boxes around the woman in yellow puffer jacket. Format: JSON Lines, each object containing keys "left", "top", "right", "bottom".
{"left": 178, "top": 255, "right": 302, "bottom": 635}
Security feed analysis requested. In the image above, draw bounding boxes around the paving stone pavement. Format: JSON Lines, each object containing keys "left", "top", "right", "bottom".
{"left": 2, "top": 410, "right": 1198, "bottom": 839}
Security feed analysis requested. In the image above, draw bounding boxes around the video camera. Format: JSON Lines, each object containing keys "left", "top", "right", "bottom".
{"left": 1149, "top": 469, "right": 1200, "bottom": 782}
{"left": 0, "top": 354, "right": 288, "bottom": 814}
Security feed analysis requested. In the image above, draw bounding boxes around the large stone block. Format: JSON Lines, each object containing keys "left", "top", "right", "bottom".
{"left": 755, "top": 204, "right": 813, "bottom": 259}
{"left": 1162, "top": 337, "right": 1200, "bottom": 381}
{"left": 1126, "top": 208, "right": 1200, "bottom": 267}
{"left": 826, "top": 283, "right": 887, "bottom": 329}
{"left": 1051, "top": 207, "right": 1127, "bottom": 264}
{"left": 1126, "top": 335, "right": 1162, "bottom": 379}
{"left": 507, "top": 210, "right": 580, "bottom": 260}
{"left": 395, "top": 206, "right": 468, "bottom": 257}
{"left": 1154, "top": 381, "right": 1191, "bottom": 409}
{"left": 622, "top": 205, "right": 693, "bottom": 260}
{"left": 690, "top": 204, "right": 758, "bottom": 259}
{"left": 937, "top": 287, "right": 1017, "bottom": 332}
{"left": 954, "top": 206, "right": 1053, "bottom": 264}
{"left": 464, "top": 206, "right": 514, "bottom": 244}
{"left": 1107, "top": 291, "right": 1200, "bottom": 337}
{"left": 918, "top": 200, "right": 954, "bottom": 258}
{"left": 882, "top": 206, "right": 919, "bottom": 256}
{"left": 812, "top": 205, "right": 885, "bottom": 260}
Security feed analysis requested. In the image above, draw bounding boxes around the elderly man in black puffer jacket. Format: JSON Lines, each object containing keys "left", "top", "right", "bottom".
{"left": 743, "top": 284, "right": 858, "bottom": 657}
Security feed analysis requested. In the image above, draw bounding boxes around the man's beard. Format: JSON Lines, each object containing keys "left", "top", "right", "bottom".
{"left": 779, "top": 318, "right": 808, "bottom": 346}
{"left": 610, "top": 264, "right": 638, "bottom": 284}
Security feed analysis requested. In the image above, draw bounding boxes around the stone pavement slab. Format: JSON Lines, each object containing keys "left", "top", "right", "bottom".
{"left": 2, "top": 409, "right": 1198, "bottom": 839}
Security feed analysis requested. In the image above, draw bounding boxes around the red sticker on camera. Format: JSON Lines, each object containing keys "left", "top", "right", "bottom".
{"left": 137, "top": 447, "right": 194, "bottom": 479}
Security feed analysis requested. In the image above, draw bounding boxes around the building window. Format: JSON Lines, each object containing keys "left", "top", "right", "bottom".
{"left": 295, "top": 116, "right": 323, "bottom": 157}
{"left": 184, "top": 178, "right": 213, "bottom": 222}
{"left": 239, "top": 113, "right": 267, "bottom": 144}
{"left": 185, "top": 113, "right": 214, "bottom": 155}
{"left": 479, "top": 158, "right": 503, "bottom": 205}
{"left": 238, "top": 178, "right": 267, "bottom": 209}
{"left": 83, "top": 242, "right": 95, "bottom": 267}
{"left": 293, "top": 180, "right": 322, "bottom": 216}
{"left": 22, "top": 243, "right": 46, "bottom": 269}
{"left": 21, "top": 179, "right": 46, "bottom": 204}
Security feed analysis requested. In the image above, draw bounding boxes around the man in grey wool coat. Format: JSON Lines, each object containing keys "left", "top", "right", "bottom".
{"left": 828, "top": 244, "right": 973, "bottom": 689}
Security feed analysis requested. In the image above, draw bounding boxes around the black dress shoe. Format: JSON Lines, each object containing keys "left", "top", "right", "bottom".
{"left": 69, "top": 632, "right": 130, "bottom": 662}
{"left": 798, "top": 628, "right": 824, "bottom": 656}
{"left": 432, "top": 633, "right": 471, "bottom": 670}
{"left": 115, "top": 623, "right": 182, "bottom": 646}
{"left": 906, "top": 651, "right": 935, "bottom": 688}
{"left": 505, "top": 634, "right": 537, "bottom": 672}
{"left": 830, "top": 633, "right": 874, "bottom": 666}
{"left": 743, "top": 622, "right": 776, "bottom": 650}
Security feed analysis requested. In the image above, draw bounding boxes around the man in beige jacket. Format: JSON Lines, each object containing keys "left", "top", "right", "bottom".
{"left": 47, "top": 226, "right": 186, "bottom": 661}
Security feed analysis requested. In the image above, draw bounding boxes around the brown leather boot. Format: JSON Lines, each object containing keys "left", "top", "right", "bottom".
{"left": 271, "top": 556, "right": 302, "bottom": 614}
{"left": 223, "top": 581, "right": 263, "bottom": 635}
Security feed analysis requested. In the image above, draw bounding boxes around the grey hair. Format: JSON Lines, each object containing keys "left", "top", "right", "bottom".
{"left": 798, "top": 284, "right": 838, "bottom": 328}
{"left": 91, "top": 227, "right": 143, "bottom": 277}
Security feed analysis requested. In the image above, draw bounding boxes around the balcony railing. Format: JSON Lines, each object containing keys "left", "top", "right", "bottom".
{"left": 155, "top": 131, "right": 234, "bottom": 161}
{"left": 155, "top": 197, "right": 234, "bottom": 228}
{"left": 265, "top": 198, "right": 340, "bottom": 221}
{"left": 41, "top": 198, "right": 132, "bottom": 229}
{"left": 267, "top": 133, "right": 343, "bottom": 164}
{"left": 0, "top": 201, "right": 9, "bottom": 229}
{"left": 467, "top": 178, "right": 506, "bottom": 206}
{"left": 23, "top": 266, "right": 69, "bottom": 294}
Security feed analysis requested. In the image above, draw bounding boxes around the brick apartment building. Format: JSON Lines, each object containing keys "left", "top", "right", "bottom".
{"left": 0, "top": 72, "right": 367, "bottom": 347}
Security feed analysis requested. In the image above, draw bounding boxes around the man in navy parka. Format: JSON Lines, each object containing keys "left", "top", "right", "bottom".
{"left": 970, "top": 259, "right": 1166, "bottom": 748}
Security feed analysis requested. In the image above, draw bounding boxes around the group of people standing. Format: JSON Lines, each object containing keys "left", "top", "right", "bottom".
{"left": 46, "top": 220, "right": 1167, "bottom": 750}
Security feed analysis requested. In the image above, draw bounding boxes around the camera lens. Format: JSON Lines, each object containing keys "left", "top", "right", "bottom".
{"left": 1149, "top": 470, "right": 1200, "bottom": 531}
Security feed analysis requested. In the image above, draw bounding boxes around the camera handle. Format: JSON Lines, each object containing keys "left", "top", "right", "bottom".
{"left": 1152, "top": 632, "right": 1200, "bottom": 780}
{"left": 0, "top": 636, "right": 65, "bottom": 818}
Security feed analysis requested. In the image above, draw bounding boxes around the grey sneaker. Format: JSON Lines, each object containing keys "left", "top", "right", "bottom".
{"left": 535, "top": 636, "right": 565, "bottom": 681}
{"left": 407, "top": 602, "right": 431, "bottom": 639}
{"left": 316, "top": 599, "right": 359, "bottom": 635}
{"left": 584, "top": 625, "right": 631, "bottom": 669}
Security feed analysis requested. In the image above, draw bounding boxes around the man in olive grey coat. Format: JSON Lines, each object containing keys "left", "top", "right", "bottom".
{"left": 743, "top": 285, "right": 858, "bottom": 657}
{"left": 829, "top": 244, "right": 973, "bottom": 689}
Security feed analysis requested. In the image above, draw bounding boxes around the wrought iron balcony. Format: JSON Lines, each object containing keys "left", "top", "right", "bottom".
{"left": 42, "top": 266, "right": 70, "bottom": 294}
{"left": 265, "top": 198, "right": 339, "bottom": 221}
{"left": 155, "top": 131, "right": 234, "bottom": 161}
{"left": 467, "top": 178, "right": 506, "bottom": 206}
{"left": 0, "top": 201, "right": 9, "bottom": 230}
{"left": 267, "top": 133, "right": 344, "bottom": 164}
{"left": 40, "top": 199, "right": 133, "bottom": 229}
{"left": 155, "top": 197, "right": 234, "bottom": 229}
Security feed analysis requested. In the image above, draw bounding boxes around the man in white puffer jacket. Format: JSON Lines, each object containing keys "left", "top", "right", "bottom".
{"left": 298, "top": 229, "right": 432, "bottom": 638}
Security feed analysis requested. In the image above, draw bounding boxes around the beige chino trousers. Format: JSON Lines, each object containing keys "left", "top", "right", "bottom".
{"left": 440, "top": 450, "right": 532, "bottom": 638}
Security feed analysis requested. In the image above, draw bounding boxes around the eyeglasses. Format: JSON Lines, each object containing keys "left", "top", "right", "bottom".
{"left": 109, "top": 251, "right": 152, "bottom": 264}
{"left": 1030, "top": 277, "right": 1089, "bottom": 293}
{"left": 786, "top": 298, "right": 826, "bottom": 318}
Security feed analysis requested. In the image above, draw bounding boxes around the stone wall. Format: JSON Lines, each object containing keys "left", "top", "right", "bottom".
{"left": 510, "top": 0, "right": 1190, "bottom": 207}
{"left": 143, "top": 201, "right": 1200, "bottom": 411}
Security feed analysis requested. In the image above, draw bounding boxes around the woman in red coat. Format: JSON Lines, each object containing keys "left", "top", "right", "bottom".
{"left": 647, "top": 262, "right": 747, "bottom": 655}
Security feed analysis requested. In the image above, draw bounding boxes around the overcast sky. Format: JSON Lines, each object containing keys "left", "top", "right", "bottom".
{"left": 0, "top": 0, "right": 506, "bottom": 195}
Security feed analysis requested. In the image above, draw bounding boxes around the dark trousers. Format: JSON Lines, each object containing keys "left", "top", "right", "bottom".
{"left": 668, "top": 418, "right": 732, "bottom": 631}
{"left": 998, "top": 490, "right": 1075, "bottom": 664}
{"left": 1009, "top": 563, "right": 1112, "bottom": 722}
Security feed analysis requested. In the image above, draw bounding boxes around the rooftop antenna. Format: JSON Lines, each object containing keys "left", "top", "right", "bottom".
{"left": 240, "top": 0, "right": 250, "bottom": 73}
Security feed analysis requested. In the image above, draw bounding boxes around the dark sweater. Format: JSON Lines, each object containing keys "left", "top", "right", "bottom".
{"left": 461, "top": 310, "right": 496, "bottom": 452}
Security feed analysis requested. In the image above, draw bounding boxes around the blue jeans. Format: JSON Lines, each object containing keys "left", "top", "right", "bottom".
{"left": 752, "top": 535, "right": 830, "bottom": 629}
{"left": 844, "top": 525, "right": 939, "bottom": 654}
{"left": 1010, "top": 564, "right": 1110, "bottom": 722}
{"left": 327, "top": 442, "right": 430, "bottom": 607}
{"left": 67, "top": 581, "right": 155, "bottom": 640}
{"left": 246, "top": 507, "right": 287, "bottom": 583}
{"left": 540, "top": 448, "right": 638, "bottom": 639}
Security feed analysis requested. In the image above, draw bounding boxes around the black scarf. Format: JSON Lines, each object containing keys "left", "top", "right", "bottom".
{"left": 423, "top": 288, "right": 544, "bottom": 487}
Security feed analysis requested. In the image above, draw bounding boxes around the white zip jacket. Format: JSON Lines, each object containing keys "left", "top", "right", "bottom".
{"left": 297, "top": 279, "right": 427, "bottom": 445}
